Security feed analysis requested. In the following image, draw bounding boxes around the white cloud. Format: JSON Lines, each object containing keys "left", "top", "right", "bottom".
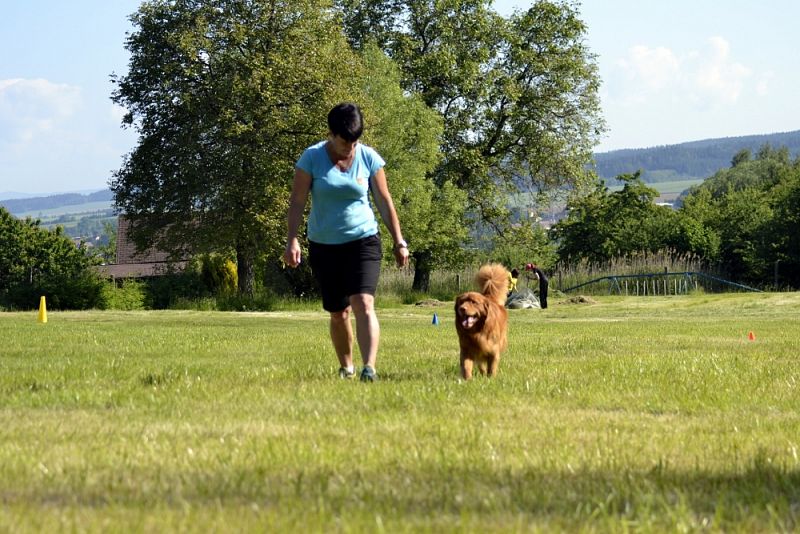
{"left": 611, "top": 37, "right": 755, "bottom": 109}
{"left": 0, "top": 78, "right": 82, "bottom": 147}
{"left": 617, "top": 45, "right": 680, "bottom": 90}
{"left": 614, "top": 45, "right": 683, "bottom": 107}
{"left": 692, "top": 36, "right": 751, "bottom": 104}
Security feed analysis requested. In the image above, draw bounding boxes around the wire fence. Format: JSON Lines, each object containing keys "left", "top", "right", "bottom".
{"left": 559, "top": 271, "right": 762, "bottom": 295}
{"left": 378, "top": 252, "right": 765, "bottom": 301}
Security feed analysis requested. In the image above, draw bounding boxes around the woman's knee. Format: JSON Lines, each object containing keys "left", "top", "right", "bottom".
{"left": 349, "top": 293, "right": 374, "bottom": 313}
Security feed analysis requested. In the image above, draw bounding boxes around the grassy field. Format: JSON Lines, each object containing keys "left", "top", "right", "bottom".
{"left": 1, "top": 293, "right": 799, "bottom": 532}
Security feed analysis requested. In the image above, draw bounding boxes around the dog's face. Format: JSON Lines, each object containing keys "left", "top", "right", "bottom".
{"left": 455, "top": 292, "right": 488, "bottom": 331}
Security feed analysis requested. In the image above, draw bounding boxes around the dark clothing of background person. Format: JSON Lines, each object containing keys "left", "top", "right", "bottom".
{"left": 527, "top": 264, "right": 548, "bottom": 309}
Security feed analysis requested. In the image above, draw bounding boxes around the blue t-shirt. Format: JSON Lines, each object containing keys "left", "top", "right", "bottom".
{"left": 296, "top": 141, "right": 385, "bottom": 244}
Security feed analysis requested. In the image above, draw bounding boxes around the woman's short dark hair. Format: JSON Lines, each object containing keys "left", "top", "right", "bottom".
{"left": 327, "top": 102, "right": 363, "bottom": 142}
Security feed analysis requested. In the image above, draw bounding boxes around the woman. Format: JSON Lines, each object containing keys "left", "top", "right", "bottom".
{"left": 283, "top": 103, "right": 409, "bottom": 382}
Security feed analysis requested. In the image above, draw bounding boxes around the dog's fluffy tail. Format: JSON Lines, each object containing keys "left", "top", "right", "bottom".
{"left": 475, "top": 263, "right": 510, "bottom": 306}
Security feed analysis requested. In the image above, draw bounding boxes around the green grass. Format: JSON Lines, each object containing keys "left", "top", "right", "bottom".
{"left": 1, "top": 293, "right": 799, "bottom": 532}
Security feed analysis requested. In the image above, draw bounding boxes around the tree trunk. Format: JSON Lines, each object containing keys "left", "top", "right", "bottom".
{"left": 236, "top": 244, "right": 255, "bottom": 296}
{"left": 412, "top": 249, "right": 433, "bottom": 292}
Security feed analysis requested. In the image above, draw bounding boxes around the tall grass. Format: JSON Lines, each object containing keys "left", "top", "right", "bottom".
{"left": 378, "top": 264, "right": 480, "bottom": 303}
{"left": 553, "top": 250, "right": 715, "bottom": 295}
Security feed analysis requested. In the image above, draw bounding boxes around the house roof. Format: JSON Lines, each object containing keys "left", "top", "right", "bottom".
{"left": 116, "top": 215, "right": 179, "bottom": 264}
{"left": 98, "top": 215, "right": 191, "bottom": 279}
{"left": 96, "top": 261, "right": 188, "bottom": 279}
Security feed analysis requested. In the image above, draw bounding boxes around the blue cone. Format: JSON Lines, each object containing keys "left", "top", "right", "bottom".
{"left": 432, "top": 313, "right": 440, "bottom": 325}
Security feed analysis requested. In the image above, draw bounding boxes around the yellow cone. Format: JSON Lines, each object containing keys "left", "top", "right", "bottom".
{"left": 38, "top": 296, "right": 47, "bottom": 324}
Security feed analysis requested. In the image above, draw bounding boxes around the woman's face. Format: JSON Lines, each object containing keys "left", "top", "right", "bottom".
{"left": 328, "top": 134, "right": 357, "bottom": 160}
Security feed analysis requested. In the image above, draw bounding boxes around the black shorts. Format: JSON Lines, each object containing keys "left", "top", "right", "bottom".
{"left": 309, "top": 234, "right": 382, "bottom": 312}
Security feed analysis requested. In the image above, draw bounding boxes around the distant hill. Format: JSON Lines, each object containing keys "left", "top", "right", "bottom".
{"left": 1, "top": 189, "right": 113, "bottom": 216}
{"left": 594, "top": 130, "right": 800, "bottom": 184}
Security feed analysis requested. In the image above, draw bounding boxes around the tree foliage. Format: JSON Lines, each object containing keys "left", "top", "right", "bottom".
{"left": 338, "top": 0, "right": 604, "bottom": 288}
{"left": 112, "top": 0, "right": 364, "bottom": 295}
{"left": 0, "top": 208, "right": 104, "bottom": 310}
{"left": 679, "top": 145, "right": 800, "bottom": 286}
{"left": 551, "top": 172, "right": 699, "bottom": 264}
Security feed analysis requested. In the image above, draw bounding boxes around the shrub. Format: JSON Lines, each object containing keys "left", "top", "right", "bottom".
{"left": 100, "top": 280, "right": 146, "bottom": 310}
{"left": 0, "top": 208, "right": 105, "bottom": 310}
{"left": 199, "top": 254, "right": 238, "bottom": 294}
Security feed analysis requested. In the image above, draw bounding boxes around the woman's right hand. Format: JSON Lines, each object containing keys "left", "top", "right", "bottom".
{"left": 283, "top": 238, "right": 301, "bottom": 268}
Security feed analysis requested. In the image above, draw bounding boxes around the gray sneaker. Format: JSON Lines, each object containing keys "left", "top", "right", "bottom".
{"left": 338, "top": 367, "right": 355, "bottom": 379}
{"left": 359, "top": 366, "right": 377, "bottom": 382}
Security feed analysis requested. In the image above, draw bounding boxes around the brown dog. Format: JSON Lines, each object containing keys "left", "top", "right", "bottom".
{"left": 454, "top": 263, "right": 509, "bottom": 380}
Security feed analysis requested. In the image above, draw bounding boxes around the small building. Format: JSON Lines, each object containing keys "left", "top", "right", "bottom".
{"left": 97, "top": 215, "right": 188, "bottom": 279}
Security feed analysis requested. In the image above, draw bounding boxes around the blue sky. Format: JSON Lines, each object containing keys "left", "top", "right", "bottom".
{"left": 1, "top": 1, "right": 798, "bottom": 196}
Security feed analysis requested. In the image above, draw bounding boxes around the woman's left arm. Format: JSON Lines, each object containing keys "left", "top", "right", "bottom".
{"left": 370, "top": 167, "right": 409, "bottom": 267}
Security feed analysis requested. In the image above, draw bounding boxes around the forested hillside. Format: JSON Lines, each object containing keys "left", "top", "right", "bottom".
{"left": 595, "top": 130, "right": 800, "bottom": 183}
{"left": 0, "top": 189, "right": 112, "bottom": 215}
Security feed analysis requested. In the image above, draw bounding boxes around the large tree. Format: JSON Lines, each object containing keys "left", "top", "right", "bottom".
{"left": 338, "top": 0, "right": 604, "bottom": 289}
{"left": 111, "top": 0, "right": 363, "bottom": 295}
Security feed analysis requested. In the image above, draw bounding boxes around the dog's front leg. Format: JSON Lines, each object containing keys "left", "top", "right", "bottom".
{"left": 486, "top": 352, "right": 499, "bottom": 377}
{"left": 460, "top": 353, "right": 474, "bottom": 380}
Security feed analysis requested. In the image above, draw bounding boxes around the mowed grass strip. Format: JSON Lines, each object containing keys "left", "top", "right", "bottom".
{"left": 1, "top": 293, "right": 798, "bottom": 532}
